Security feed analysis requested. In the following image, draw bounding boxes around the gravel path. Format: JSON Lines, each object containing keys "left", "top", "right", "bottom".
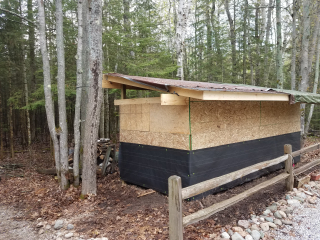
{"left": 271, "top": 193, "right": 320, "bottom": 240}
{"left": 0, "top": 205, "right": 41, "bottom": 240}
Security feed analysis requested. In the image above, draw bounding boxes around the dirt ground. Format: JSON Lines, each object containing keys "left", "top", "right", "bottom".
{"left": 1, "top": 137, "right": 320, "bottom": 239}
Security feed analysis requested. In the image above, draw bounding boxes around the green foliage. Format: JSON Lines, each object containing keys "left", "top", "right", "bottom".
{"left": 102, "top": 0, "right": 176, "bottom": 79}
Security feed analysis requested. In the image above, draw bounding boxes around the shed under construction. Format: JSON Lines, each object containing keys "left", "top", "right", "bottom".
{"left": 103, "top": 73, "right": 320, "bottom": 199}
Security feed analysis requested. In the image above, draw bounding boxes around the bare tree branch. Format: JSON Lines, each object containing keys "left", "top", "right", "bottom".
{"left": 0, "top": 7, "right": 36, "bottom": 26}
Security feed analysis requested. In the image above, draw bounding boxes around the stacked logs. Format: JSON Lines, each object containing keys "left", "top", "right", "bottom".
{"left": 97, "top": 138, "right": 114, "bottom": 165}
{"left": 37, "top": 138, "right": 117, "bottom": 176}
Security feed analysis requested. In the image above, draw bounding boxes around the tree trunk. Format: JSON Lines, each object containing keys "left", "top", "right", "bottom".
{"left": 242, "top": 0, "right": 248, "bottom": 84}
{"left": 81, "top": 0, "right": 103, "bottom": 196}
{"left": 73, "top": 0, "right": 84, "bottom": 188}
{"left": 37, "top": 0, "right": 61, "bottom": 182}
{"left": 0, "top": 82, "right": 3, "bottom": 160}
{"left": 260, "top": 0, "right": 266, "bottom": 42}
{"left": 176, "top": 0, "right": 192, "bottom": 80}
{"left": 306, "top": 24, "right": 320, "bottom": 134}
{"left": 56, "top": 0, "right": 69, "bottom": 190}
{"left": 307, "top": 2, "right": 320, "bottom": 76}
{"left": 8, "top": 65, "right": 14, "bottom": 159}
{"left": 206, "top": 0, "right": 213, "bottom": 82}
{"left": 299, "top": 0, "right": 311, "bottom": 137}
{"left": 291, "top": 0, "right": 297, "bottom": 90}
{"left": 22, "top": 45, "right": 31, "bottom": 146}
{"left": 254, "top": 3, "right": 259, "bottom": 86}
{"left": 276, "top": 0, "right": 283, "bottom": 89}
{"left": 224, "top": 0, "right": 236, "bottom": 81}
{"left": 263, "top": 0, "right": 273, "bottom": 86}
{"left": 27, "top": 0, "right": 35, "bottom": 143}
{"left": 212, "top": 1, "right": 222, "bottom": 81}
{"left": 80, "top": 0, "right": 89, "bottom": 169}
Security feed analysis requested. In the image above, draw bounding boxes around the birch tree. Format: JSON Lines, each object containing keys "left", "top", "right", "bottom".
{"left": 22, "top": 45, "right": 31, "bottom": 146}
{"left": 242, "top": 0, "right": 248, "bottom": 84}
{"left": 81, "top": 0, "right": 103, "bottom": 195}
{"left": 37, "top": 0, "right": 61, "bottom": 182}
{"left": 299, "top": 0, "right": 311, "bottom": 136}
{"left": 263, "top": 0, "right": 273, "bottom": 86}
{"left": 0, "top": 81, "right": 3, "bottom": 160}
{"left": 276, "top": 0, "right": 283, "bottom": 89}
{"left": 291, "top": 0, "right": 297, "bottom": 90}
{"left": 307, "top": 2, "right": 320, "bottom": 77}
{"left": 306, "top": 25, "right": 320, "bottom": 134}
{"left": 224, "top": 0, "right": 236, "bottom": 80}
{"left": 73, "top": 0, "right": 84, "bottom": 187}
{"left": 176, "top": 0, "right": 192, "bottom": 80}
{"left": 56, "top": 0, "right": 69, "bottom": 189}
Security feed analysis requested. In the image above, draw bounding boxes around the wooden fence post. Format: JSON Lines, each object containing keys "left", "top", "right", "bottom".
{"left": 284, "top": 144, "right": 294, "bottom": 191}
{"left": 168, "top": 175, "right": 183, "bottom": 240}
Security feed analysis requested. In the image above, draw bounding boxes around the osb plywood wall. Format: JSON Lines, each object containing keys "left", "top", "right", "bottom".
{"left": 119, "top": 103, "right": 190, "bottom": 150}
{"left": 190, "top": 101, "right": 300, "bottom": 150}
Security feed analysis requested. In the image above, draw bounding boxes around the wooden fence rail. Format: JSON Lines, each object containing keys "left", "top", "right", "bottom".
{"left": 168, "top": 144, "right": 294, "bottom": 240}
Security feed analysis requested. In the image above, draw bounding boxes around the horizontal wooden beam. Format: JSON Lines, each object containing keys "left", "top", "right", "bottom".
{"left": 182, "top": 172, "right": 289, "bottom": 226}
{"left": 114, "top": 97, "right": 160, "bottom": 105}
{"left": 202, "top": 91, "right": 289, "bottom": 101}
{"left": 168, "top": 87, "right": 203, "bottom": 100}
{"left": 102, "top": 78, "right": 145, "bottom": 90}
{"left": 161, "top": 94, "right": 189, "bottom": 105}
{"left": 107, "top": 75, "right": 167, "bottom": 92}
{"left": 292, "top": 143, "right": 320, "bottom": 157}
{"left": 181, "top": 154, "right": 288, "bottom": 200}
{"left": 294, "top": 159, "right": 320, "bottom": 175}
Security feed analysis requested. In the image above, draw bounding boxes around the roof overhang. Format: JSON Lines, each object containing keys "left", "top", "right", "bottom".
{"left": 103, "top": 73, "right": 320, "bottom": 104}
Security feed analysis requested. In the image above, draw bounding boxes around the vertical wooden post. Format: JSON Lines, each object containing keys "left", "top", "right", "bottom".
{"left": 168, "top": 175, "right": 183, "bottom": 240}
{"left": 121, "top": 84, "right": 126, "bottom": 99}
{"left": 284, "top": 144, "right": 294, "bottom": 191}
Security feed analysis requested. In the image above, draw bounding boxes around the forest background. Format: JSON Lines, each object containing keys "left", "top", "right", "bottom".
{"left": 1, "top": 0, "right": 320, "bottom": 193}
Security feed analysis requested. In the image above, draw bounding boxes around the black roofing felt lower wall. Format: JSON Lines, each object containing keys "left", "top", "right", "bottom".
{"left": 119, "top": 132, "right": 300, "bottom": 199}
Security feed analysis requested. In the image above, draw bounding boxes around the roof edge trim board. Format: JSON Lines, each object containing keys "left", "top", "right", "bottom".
{"left": 168, "top": 86, "right": 203, "bottom": 100}
{"left": 202, "top": 91, "right": 289, "bottom": 101}
{"left": 106, "top": 75, "right": 168, "bottom": 93}
{"left": 102, "top": 78, "right": 146, "bottom": 90}
{"left": 114, "top": 97, "right": 161, "bottom": 105}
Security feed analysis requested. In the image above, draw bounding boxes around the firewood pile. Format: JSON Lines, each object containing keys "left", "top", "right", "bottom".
{"left": 37, "top": 138, "right": 117, "bottom": 176}
{"left": 97, "top": 138, "right": 114, "bottom": 164}
{"left": 97, "top": 138, "right": 117, "bottom": 175}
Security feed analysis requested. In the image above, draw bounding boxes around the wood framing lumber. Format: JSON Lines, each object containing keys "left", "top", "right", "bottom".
{"left": 292, "top": 143, "right": 320, "bottom": 157}
{"left": 161, "top": 94, "right": 188, "bottom": 105}
{"left": 182, "top": 172, "right": 289, "bottom": 226}
{"left": 294, "top": 159, "right": 320, "bottom": 175}
{"left": 121, "top": 84, "right": 126, "bottom": 99}
{"left": 102, "top": 78, "right": 145, "bottom": 90}
{"left": 168, "top": 86, "right": 203, "bottom": 99}
{"left": 181, "top": 154, "right": 288, "bottom": 200}
{"left": 202, "top": 91, "right": 289, "bottom": 101}
{"left": 114, "top": 97, "right": 161, "bottom": 105}
{"left": 107, "top": 75, "right": 167, "bottom": 92}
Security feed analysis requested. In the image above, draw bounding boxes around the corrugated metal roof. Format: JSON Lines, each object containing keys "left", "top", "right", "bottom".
{"left": 107, "top": 73, "right": 320, "bottom": 104}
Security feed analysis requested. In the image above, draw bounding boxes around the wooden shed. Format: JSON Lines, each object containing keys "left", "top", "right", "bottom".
{"left": 103, "top": 73, "right": 318, "bottom": 199}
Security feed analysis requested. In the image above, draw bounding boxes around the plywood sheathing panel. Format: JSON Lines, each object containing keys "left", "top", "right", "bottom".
{"left": 120, "top": 104, "right": 150, "bottom": 132}
{"left": 119, "top": 103, "right": 190, "bottom": 150}
{"left": 120, "top": 130, "right": 190, "bottom": 150}
{"left": 191, "top": 101, "right": 300, "bottom": 150}
{"left": 149, "top": 104, "right": 189, "bottom": 134}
